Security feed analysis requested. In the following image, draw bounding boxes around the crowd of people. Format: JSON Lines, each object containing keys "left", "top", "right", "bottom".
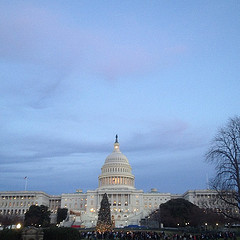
{"left": 79, "top": 230, "right": 237, "bottom": 240}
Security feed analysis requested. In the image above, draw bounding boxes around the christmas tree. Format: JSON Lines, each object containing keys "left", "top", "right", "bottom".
{"left": 96, "top": 193, "right": 112, "bottom": 233}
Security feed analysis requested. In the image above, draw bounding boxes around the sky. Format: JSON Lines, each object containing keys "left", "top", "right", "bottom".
{"left": 0, "top": 0, "right": 240, "bottom": 195}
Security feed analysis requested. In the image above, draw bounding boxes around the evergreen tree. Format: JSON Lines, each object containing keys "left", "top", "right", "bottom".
{"left": 96, "top": 193, "right": 112, "bottom": 232}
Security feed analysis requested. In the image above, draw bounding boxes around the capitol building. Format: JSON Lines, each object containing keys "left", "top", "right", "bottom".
{"left": 0, "top": 136, "right": 226, "bottom": 228}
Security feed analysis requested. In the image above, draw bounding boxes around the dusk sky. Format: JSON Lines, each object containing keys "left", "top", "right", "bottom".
{"left": 1, "top": 1, "right": 240, "bottom": 195}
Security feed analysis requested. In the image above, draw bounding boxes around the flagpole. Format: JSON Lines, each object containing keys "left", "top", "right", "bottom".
{"left": 24, "top": 177, "right": 28, "bottom": 191}
{"left": 206, "top": 174, "right": 209, "bottom": 190}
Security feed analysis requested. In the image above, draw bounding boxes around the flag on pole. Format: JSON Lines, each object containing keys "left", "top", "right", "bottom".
{"left": 24, "top": 176, "right": 28, "bottom": 191}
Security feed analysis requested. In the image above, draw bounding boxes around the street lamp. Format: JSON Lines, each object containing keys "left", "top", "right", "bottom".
{"left": 16, "top": 223, "right": 21, "bottom": 229}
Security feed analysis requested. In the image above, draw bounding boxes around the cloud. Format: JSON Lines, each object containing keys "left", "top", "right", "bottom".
{"left": 0, "top": 4, "right": 84, "bottom": 68}
{"left": 0, "top": 134, "right": 109, "bottom": 164}
{"left": 0, "top": 117, "right": 207, "bottom": 166}
{"left": 124, "top": 119, "right": 207, "bottom": 153}
{"left": 0, "top": 2, "right": 187, "bottom": 82}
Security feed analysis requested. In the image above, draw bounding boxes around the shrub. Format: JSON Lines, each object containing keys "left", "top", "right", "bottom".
{"left": 0, "top": 229, "right": 22, "bottom": 240}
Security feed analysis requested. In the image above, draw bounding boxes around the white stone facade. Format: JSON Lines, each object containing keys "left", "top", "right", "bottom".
{"left": 0, "top": 191, "right": 50, "bottom": 216}
{"left": 0, "top": 137, "right": 231, "bottom": 227}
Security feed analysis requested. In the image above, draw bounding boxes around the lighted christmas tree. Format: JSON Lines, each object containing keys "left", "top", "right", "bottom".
{"left": 96, "top": 193, "right": 112, "bottom": 233}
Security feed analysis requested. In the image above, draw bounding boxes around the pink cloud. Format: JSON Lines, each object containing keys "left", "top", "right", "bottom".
{"left": 0, "top": 2, "right": 188, "bottom": 81}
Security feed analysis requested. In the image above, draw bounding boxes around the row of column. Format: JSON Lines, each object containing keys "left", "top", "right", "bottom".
{"left": 0, "top": 208, "right": 26, "bottom": 215}
{"left": 99, "top": 176, "right": 134, "bottom": 187}
{"left": 98, "top": 194, "right": 131, "bottom": 207}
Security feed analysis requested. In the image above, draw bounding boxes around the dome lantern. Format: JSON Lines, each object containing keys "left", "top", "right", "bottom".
{"left": 113, "top": 134, "right": 120, "bottom": 152}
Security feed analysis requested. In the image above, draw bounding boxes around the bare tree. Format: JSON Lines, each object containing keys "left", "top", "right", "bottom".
{"left": 206, "top": 116, "right": 240, "bottom": 220}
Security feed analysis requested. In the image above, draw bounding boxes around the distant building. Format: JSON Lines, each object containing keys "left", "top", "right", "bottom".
{"left": 0, "top": 191, "right": 50, "bottom": 216}
{"left": 0, "top": 136, "right": 234, "bottom": 227}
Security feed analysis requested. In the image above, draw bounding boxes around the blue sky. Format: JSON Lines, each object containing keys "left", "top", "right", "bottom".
{"left": 0, "top": 1, "right": 239, "bottom": 195}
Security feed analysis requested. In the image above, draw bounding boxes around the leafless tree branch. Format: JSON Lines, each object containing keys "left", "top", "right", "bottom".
{"left": 206, "top": 116, "right": 240, "bottom": 220}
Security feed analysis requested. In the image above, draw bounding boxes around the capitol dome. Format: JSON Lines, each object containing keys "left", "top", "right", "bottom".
{"left": 98, "top": 135, "right": 135, "bottom": 189}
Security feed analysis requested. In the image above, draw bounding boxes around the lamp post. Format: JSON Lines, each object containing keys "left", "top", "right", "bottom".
{"left": 205, "top": 223, "right": 207, "bottom": 231}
